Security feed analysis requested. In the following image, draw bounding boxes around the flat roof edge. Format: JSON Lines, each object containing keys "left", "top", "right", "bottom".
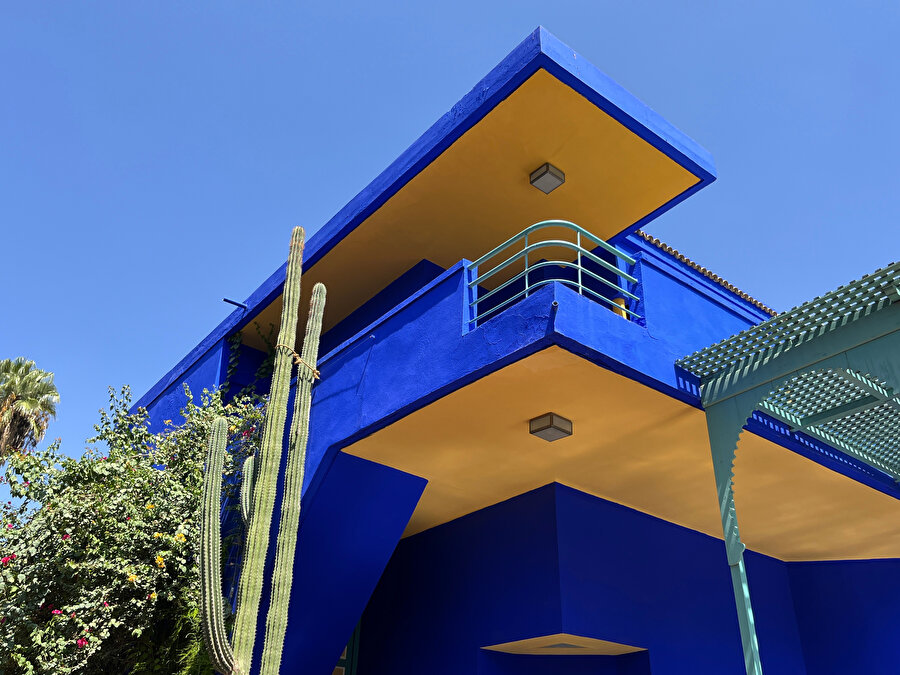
{"left": 135, "top": 27, "right": 717, "bottom": 412}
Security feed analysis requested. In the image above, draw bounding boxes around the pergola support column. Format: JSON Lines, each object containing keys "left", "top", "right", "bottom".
{"left": 707, "top": 402, "right": 763, "bottom": 675}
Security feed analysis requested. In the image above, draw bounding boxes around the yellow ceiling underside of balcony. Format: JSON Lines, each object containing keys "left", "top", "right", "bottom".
{"left": 343, "top": 346, "right": 900, "bottom": 561}
{"left": 243, "top": 69, "right": 699, "bottom": 350}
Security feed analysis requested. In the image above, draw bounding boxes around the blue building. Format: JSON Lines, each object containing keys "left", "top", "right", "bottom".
{"left": 136, "top": 28, "right": 900, "bottom": 675}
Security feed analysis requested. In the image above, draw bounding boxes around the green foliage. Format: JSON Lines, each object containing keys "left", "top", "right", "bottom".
{"left": 0, "top": 386, "right": 263, "bottom": 674}
{"left": 0, "top": 358, "right": 60, "bottom": 460}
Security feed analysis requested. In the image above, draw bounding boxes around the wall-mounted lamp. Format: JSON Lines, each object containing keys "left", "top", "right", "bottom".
{"left": 529, "top": 412, "right": 573, "bottom": 442}
{"left": 530, "top": 162, "right": 565, "bottom": 194}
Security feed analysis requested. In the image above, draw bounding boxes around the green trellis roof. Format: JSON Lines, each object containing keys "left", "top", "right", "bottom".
{"left": 677, "top": 261, "right": 900, "bottom": 481}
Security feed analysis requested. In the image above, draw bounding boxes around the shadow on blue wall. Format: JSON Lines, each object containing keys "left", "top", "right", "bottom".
{"left": 788, "top": 559, "right": 900, "bottom": 674}
{"left": 478, "top": 650, "right": 652, "bottom": 674}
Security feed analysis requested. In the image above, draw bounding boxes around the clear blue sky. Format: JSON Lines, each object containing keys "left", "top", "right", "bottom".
{"left": 3, "top": 2, "right": 900, "bottom": 457}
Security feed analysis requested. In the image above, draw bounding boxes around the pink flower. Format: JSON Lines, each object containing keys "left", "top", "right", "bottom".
{"left": 52, "top": 609, "right": 61, "bottom": 615}
{"left": 76, "top": 637, "right": 88, "bottom": 649}
{"left": 62, "top": 534, "right": 71, "bottom": 540}
{"left": 1, "top": 557, "right": 11, "bottom": 566}
{"left": 70, "top": 612, "right": 76, "bottom": 618}
{"left": 5, "top": 524, "right": 12, "bottom": 529}
{"left": 102, "top": 601, "right": 109, "bottom": 607}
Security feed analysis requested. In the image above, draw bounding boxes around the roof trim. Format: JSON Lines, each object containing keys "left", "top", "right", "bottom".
{"left": 636, "top": 231, "right": 777, "bottom": 317}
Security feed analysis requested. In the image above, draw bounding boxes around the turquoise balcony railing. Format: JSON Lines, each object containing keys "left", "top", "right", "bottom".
{"left": 467, "top": 220, "right": 640, "bottom": 328}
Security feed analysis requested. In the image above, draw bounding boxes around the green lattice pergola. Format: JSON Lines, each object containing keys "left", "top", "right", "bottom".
{"left": 676, "top": 261, "right": 900, "bottom": 674}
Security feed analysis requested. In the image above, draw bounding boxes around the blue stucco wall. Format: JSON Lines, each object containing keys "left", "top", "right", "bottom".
{"left": 141, "top": 338, "right": 227, "bottom": 433}
{"left": 359, "top": 484, "right": 810, "bottom": 675}
{"left": 788, "top": 559, "right": 900, "bottom": 674}
{"left": 359, "top": 485, "right": 564, "bottom": 675}
{"left": 319, "top": 258, "right": 444, "bottom": 356}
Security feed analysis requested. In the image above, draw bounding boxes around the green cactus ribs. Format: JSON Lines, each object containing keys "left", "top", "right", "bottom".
{"left": 199, "top": 226, "right": 327, "bottom": 675}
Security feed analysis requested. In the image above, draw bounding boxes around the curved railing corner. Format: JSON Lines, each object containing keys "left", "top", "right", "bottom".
{"left": 466, "top": 220, "right": 641, "bottom": 329}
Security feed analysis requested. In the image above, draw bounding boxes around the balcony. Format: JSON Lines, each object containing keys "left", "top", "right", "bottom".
{"left": 466, "top": 220, "right": 641, "bottom": 329}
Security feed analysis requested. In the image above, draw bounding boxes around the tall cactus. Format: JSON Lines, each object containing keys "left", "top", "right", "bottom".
{"left": 260, "top": 282, "right": 325, "bottom": 673}
{"left": 200, "top": 418, "right": 235, "bottom": 675}
{"left": 199, "top": 226, "right": 327, "bottom": 675}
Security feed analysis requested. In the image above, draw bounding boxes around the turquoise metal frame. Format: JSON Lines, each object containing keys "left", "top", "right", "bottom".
{"left": 677, "top": 261, "right": 900, "bottom": 674}
{"left": 467, "top": 219, "right": 640, "bottom": 327}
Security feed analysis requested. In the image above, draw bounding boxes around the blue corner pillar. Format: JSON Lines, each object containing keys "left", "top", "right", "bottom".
{"left": 271, "top": 452, "right": 427, "bottom": 674}
{"left": 706, "top": 400, "right": 763, "bottom": 675}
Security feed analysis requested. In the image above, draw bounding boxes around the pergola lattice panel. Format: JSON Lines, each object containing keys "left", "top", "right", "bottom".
{"left": 677, "top": 261, "right": 900, "bottom": 481}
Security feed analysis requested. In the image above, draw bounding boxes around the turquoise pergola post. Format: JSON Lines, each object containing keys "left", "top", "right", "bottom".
{"left": 678, "top": 261, "right": 900, "bottom": 675}
{"left": 706, "top": 401, "right": 762, "bottom": 675}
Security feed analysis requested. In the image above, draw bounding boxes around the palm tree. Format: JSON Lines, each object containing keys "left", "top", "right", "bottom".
{"left": 0, "top": 358, "right": 60, "bottom": 460}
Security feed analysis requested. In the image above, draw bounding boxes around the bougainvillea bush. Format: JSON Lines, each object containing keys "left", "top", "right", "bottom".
{"left": 0, "top": 387, "right": 262, "bottom": 674}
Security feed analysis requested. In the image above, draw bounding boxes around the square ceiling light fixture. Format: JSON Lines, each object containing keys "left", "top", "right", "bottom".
{"left": 529, "top": 413, "right": 573, "bottom": 442}
{"left": 529, "top": 162, "right": 565, "bottom": 194}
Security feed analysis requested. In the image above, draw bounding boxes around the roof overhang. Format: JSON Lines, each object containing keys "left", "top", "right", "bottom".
{"left": 240, "top": 27, "right": 716, "bottom": 349}
{"left": 136, "top": 27, "right": 716, "bottom": 408}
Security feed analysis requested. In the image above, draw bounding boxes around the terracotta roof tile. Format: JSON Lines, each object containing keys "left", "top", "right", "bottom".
{"left": 636, "top": 230, "right": 777, "bottom": 317}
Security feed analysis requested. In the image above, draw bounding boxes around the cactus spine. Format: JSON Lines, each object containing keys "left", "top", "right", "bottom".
{"left": 199, "top": 226, "right": 327, "bottom": 674}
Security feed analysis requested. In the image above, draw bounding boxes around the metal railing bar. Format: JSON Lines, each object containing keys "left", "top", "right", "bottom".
{"left": 470, "top": 260, "right": 638, "bottom": 308}
{"left": 471, "top": 278, "right": 641, "bottom": 323}
{"left": 470, "top": 240, "right": 637, "bottom": 288}
{"left": 468, "top": 219, "right": 636, "bottom": 269}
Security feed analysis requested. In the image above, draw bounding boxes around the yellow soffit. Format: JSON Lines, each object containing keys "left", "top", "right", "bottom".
{"left": 242, "top": 69, "right": 699, "bottom": 351}
{"left": 343, "top": 346, "right": 900, "bottom": 561}
{"left": 483, "top": 633, "right": 645, "bottom": 656}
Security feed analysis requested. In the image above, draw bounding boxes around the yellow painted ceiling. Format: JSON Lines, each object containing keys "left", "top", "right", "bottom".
{"left": 734, "top": 434, "right": 900, "bottom": 561}
{"left": 243, "top": 69, "right": 699, "bottom": 351}
{"left": 343, "top": 346, "right": 900, "bottom": 561}
{"left": 483, "top": 633, "right": 645, "bottom": 656}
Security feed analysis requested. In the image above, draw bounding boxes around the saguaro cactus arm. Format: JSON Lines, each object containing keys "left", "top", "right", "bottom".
{"left": 240, "top": 453, "right": 256, "bottom": 527}
{"left": 199, "top": 417, "right": 236, "bottom": 675}
{"left": 259, "top": 282, "right": 326, "bottom": 675}
{"left": 231, "top": 226, "right": 306, "bottom": 671}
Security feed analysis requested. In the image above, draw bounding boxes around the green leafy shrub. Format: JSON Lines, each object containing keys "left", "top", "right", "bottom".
{"left": 0, "top": 386, "right": 262, "bottom": 675}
